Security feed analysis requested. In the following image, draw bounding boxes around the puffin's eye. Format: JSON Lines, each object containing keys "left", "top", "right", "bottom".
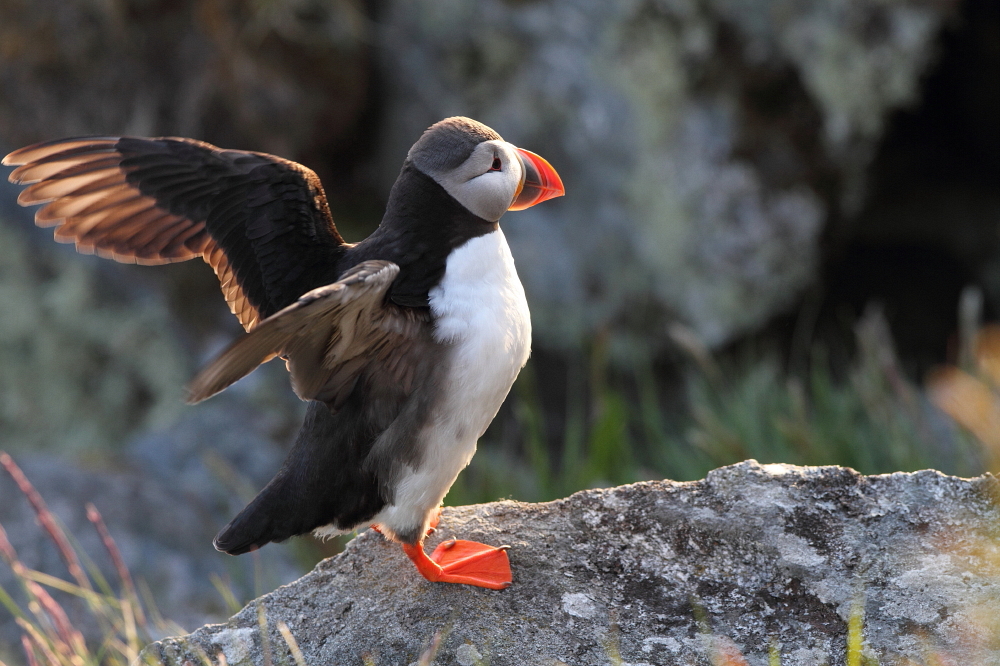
{"left": 489, "top": 156, "right": 502, "bottom": 171}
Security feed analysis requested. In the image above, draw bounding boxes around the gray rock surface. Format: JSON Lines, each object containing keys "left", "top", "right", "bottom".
{"left": 0, "top": 214, "right": 190, "bottom": 455}
{"left": 141, "top": 461, "right": 1000, "bottom": 666}
{"left": 376, "top": 0, "right": 955, "bottom": 349}
{"left": 0, "top": 0, "right": 369, "bottom": 159}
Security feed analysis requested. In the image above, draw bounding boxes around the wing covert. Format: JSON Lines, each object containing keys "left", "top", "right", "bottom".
{"left": 186, "top": 260, "right": 428, "bottom": 410}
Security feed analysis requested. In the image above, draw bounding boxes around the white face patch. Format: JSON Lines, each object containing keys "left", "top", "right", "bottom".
{"left": 429, "top": 140, "right": 524, "bottom": 222}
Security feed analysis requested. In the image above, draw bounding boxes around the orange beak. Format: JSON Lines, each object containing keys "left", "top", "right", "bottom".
{"left": 509, "top": 148, "right": 565, "bottom": 211}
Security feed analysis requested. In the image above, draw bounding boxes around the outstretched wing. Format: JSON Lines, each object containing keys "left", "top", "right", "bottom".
{"left": 3, "top": 136, "right": 346, "bottom": 330}
{"left": 187, "top": 260, "right": 429, "bottom": 410}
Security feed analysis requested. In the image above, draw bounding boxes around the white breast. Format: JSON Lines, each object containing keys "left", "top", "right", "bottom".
{"left": 371, "top": 229, "right": 531, "bottom": 540}
{"left": 428, "top": 228, "right": 532, "bottom": 436}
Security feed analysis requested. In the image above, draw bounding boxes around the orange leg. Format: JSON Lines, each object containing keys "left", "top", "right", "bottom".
{"left": 401, "top": 539, "right": 512, "bottom": 590}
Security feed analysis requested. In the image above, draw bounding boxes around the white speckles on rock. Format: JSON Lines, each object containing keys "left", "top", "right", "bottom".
{"left": 887, "top": 552, "right": 967, "bottom": 624}
{"left": 642, "top": 636, "right": 680, "bottom": 652}
{"left": 787, "top": 646, "right": 832, "bottom": 665}
{"left": 772, "top": 532, "right": 827, "bottom": 569}
{"left": 210, "top": 626, "right": 256, "bottom": 665}
{"left": 455, "top": 643, "right": 483, "bottom": 666}
{"left": 561, "top": 592, "right": 599, "bottom": 620}
{"left": 760, "top": 463, "right": 799, "bottom": 476}
{"left": 582, "top": 509, "right": 603, "bottom": 527}
{"left": 142, "top": 461, "right": 1000, "bottom": 666}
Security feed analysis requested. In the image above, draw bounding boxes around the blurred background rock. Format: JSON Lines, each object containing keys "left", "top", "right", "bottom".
{"left": 0, "top": 0, "right": 997, "bottom": 657}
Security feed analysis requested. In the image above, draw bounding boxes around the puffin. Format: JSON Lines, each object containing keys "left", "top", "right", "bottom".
{"left": 2, "top": 117, "right": 564, "bottom": 590}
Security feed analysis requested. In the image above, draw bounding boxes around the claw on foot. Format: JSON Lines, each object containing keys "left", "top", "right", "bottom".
{"left": 401, "top": 539, "right": 512, "bottom": 590}
{"left": 427, "top": 507, "right": 442, "bottom": 535}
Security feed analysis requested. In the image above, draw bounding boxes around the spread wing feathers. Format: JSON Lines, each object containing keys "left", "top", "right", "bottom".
{"left": 3, "top": 136, "right": 346, "bottom": 331}
{"left": 186, "top": 260, "right": 410, "bottom": 407}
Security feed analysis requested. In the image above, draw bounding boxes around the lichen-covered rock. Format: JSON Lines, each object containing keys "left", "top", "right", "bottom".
{"left": 141, "top": 461, "right": 1000, "bottom": 666}
{"left": 375, "top": 0, "right": 954, "bottom": 349}
{"left": 0, "top": 216, "right": 189, "bottom": 454}
{"left": 0, "top": 0, "right": 369, "bottom": 160}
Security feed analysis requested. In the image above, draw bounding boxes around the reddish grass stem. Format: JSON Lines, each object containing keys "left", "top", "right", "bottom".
{"left": 86, "top": 502, "right": 147, "bottom": 628}
{"left": 0, "top": 452, "right": 93, "bottom": 592}
{"left": 26, "top": 578, "right": 84, "bottom": 654}
{"left": 0, "top": 523, "right": 20, "bottom": 564}
{"left": 20, "top": 635, "right": 40, "bottom": 666}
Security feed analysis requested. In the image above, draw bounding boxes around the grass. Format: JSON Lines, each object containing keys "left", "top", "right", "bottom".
{"left": 0, "top": 453, "right": 310, "bottom": 666}
{"left": 0, "top": 452, "right": 164, "bottom": 666}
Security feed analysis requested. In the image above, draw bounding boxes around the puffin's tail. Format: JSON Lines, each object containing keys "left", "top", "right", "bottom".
{"left": 214, "top": 522, "right": 260, "bottom": 555}
{"left": 213, "top": 400, "right": 389, "bottom": 556}
{"left": 213, "top": 476, "right": 303, "bottom": 555}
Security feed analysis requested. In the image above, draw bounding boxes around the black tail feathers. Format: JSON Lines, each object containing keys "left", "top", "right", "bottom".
{"left": 213, "top": 400, "right": 390, "bottom": 556}
{"left": 212, "top": 465, "right": 319, "bottom": 555}
{"left": 213, "top": 511, "right": 273, "bottom": 555}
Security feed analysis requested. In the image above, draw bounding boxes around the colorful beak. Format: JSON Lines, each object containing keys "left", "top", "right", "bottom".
{"left": 509, "top": 148, "right": 565, "bottom": 211}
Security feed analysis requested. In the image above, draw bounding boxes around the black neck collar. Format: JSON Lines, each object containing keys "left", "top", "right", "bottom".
{"left": 348, "top": 162, "right": 498, "bottom": 308}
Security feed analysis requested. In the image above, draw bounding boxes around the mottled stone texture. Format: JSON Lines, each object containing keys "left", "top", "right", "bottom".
{"left": 376, "top": 0, "right": 955, "bottom": 349}
{"left": 142, "top": 461, "right": 1000, "bottom": 666}
{"left": 0, "top": 216, "right": 189, "bottom": 454}
{"left": 0, "top": 0, "right": 369, "bottom": 160}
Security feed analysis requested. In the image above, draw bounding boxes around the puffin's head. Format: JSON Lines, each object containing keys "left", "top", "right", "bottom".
{"left": 407, "top": 117, "right": 564, "bottom": 222}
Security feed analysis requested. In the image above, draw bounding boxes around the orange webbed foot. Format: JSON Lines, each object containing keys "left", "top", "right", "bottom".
{"left": 402, "top": 539, "right": 512, "bottom": 590}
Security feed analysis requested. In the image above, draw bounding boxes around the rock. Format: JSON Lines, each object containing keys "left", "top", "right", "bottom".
{"left": 0, "top": 213, "right": 190, "bottom": 455}
{"left": 141, "top": 461, "right": 1000, "bottom": 665}
{"left": 374, "top": 0, "right": 956, "bottom": 349}
{"left": 0, "top": 0, "right": 370, "bottom": 161}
